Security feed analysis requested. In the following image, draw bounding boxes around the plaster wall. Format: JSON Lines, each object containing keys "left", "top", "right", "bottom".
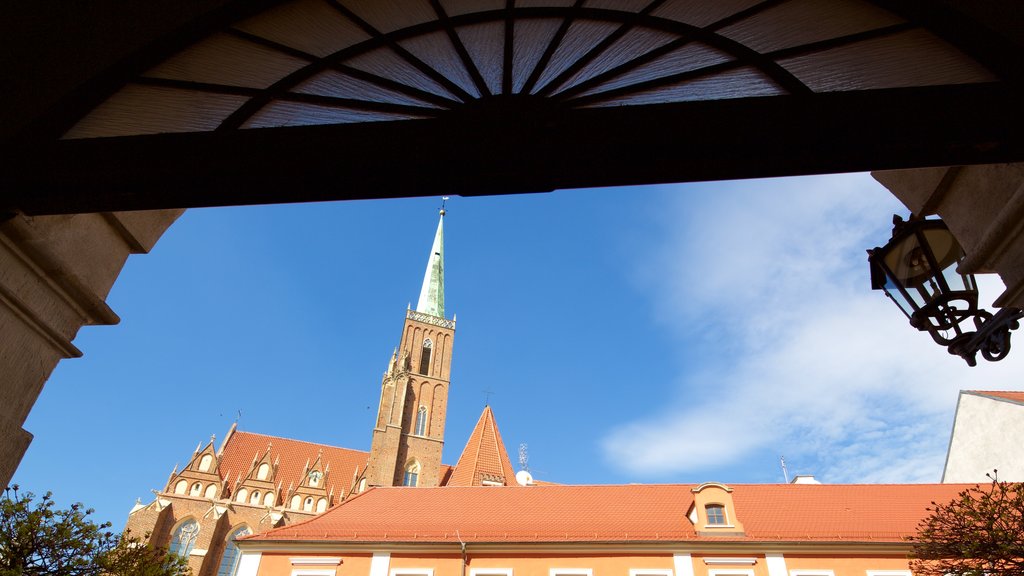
{"left": 943, "top": 392, "right": 1024, "bottom": 482}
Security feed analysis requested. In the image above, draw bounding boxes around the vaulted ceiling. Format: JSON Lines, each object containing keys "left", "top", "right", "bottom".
{"left": 3, "top": 0, "right": 1023, "bottom": 214}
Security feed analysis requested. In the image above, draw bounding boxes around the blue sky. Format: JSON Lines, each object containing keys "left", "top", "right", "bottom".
{"left": 13, "top": 173, "right": 1024, "bottom": 529}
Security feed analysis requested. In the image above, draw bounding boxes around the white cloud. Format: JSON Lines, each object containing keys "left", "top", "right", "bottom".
{"left": 604, "top": 173, "right": 1024, "bottom": 483}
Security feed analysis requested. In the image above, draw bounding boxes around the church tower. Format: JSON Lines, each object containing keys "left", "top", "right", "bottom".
{"left": 365, "top": 210, "right": 455, "bottom": 488}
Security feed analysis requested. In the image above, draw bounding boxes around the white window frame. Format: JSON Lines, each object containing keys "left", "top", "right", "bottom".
{"left": 550, "top": 569, "right": 593, "bottom": 576}
{"left": 630, "top": 569, "right": 673, "bottom": 576}
{"left": 470, "top": 569, "right": 513, "bottom": 576}
{"left": 791, "top": 571, "right": 834, "bottom": 576}
{"left": 708, "top": 570, "right": 755, "bottom": 576}
{"left": 390, "top": 569, "right": 433, "bottom": 576}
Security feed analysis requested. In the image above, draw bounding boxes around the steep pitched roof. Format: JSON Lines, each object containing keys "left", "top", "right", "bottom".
{"left": 219, "top": 431, "right": 369, "bottom": 502}
{"left": 969, "top": 390, "right": 1024, "bottom": 404}
{"left": 246, "top": 483, "right": 972, "bottom": 544}
{"left": 445, "top": 406, "right": 517, "bottom": 487}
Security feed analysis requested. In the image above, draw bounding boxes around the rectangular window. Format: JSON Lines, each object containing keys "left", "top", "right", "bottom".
{"left": 705, "top": 504, "right": 726, "bottom": 525}
{"left": 865, "top": 572, "right": 910, "bottom": 576}
{"left": 790, "top": 571, "right": 835, "bottom": 576}
{"left": 550, "top": 569, "right": 593, "bottom": 576}
{"left": 470, "top": 569, "right": 513, "bottom": 576}
{"left": 391, "top": 570, "right": 433, "bottom": 576}
{"left": 708, "top": 570, "right": 754, "bottom": 576}
{"left": 630, "top": 569, "right": 673, "bottom": 576}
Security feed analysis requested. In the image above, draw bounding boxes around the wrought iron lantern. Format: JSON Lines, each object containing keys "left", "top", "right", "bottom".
{"left": 868, "top": 214, "right": 1023, "bottom": 366}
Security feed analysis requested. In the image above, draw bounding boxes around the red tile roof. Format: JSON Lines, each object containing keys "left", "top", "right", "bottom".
{"left": 445, "top": 406, "right": 517, "bottom": 487}
{"left": 970, "top": 390, "right": 1024, "bottom": 404}
{"left": 219, "top": 431, "right": 369, "bottom": 503}
{"left": 246, "top": 483, "right": 972, "bottom": 544}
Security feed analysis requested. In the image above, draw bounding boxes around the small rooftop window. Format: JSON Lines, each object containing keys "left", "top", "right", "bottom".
{"left": 705, "top": 504, "right": 726, "bottom": 525}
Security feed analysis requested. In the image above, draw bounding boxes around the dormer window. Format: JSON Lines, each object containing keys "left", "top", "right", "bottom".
{"left": 419, "top": 339, "right": 433, "bottom": 375}
{"left": 706, "top": 504, "right": 726, "bottom": 525}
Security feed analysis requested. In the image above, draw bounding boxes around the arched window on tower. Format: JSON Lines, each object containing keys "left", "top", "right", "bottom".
{"left": 169, "top": 519, "right": 200, "bottom": 558}
{"left": 198, "top": 454, "right": 213, "bottom": 472}
{"left": 403, "top": 461, "right": 420, "bottom": 487}
{"left": 419, "top": 339, "right": 432, "bottom": 375}
{"left": 215, "top": 525, "right": 252, "bottom": 576}
{"left": 415, "top": 406, "right": 427, "bottom": 436}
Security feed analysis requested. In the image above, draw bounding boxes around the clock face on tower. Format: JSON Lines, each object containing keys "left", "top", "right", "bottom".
{"left": 309, "top": 470, "right": 322, "bottom": 486}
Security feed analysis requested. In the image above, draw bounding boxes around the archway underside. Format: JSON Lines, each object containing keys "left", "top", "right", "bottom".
{"left": 3, "top": 0, "right": 1024, "bottom": 214}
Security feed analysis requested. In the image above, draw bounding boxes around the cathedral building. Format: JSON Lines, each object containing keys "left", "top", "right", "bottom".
{"left": 126, "top": 211, "right": 523, "bottom": 576}
{"left": 126, "top": 210, "right": 1005, "bottom": 576}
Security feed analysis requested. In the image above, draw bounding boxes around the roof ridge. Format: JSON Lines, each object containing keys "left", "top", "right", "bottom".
{"left": 231, "top": 430, "right": 368, "bottom": 454}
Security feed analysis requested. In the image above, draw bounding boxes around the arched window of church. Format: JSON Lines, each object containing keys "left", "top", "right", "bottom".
{"left": 256, "top": 462, "right": 270, "bottom": 480}
{"left": 316, "top": 498, "right": 328, "bottom": 512}
{"left": 250, "top": 490, "right": 261, "bottom": 505}
{"left": 215, "top": 525, "right": 251, "bottom": 576}
{"left": 198, "top": 454, "right": 213, "bottom": 472}
{"left": 419, "top": 339, "right": 432, "bottom": 375}
{"left": 358, "top": 478, "right": 367, "bottom": 493}
{"left": 235, "top": 488, "right": 248, "bottom": 503}
{"left": 169, "top": 519, "right": 200, "bottom": 557}
{"left": 290, "top": 494, "right": 301, "bottom": 510}
{"left": 204, "top": 484, "right": 218, "bottom": 499}
{"left": 403, "top": 461, "right": 420, "bottom": 487}
{"left": 174, "top": 480, "right": 188, "bottom": 494}
{"left": 303, "top": 496, "right": 314, "bottom": 512}
{"left": 415, "top": 406, "right": 427, "bottom": 436}
{"left": 263, "top": 491, "right": 275, "bottom": 506}
{"left": 190, "top": 482, "right": 202, "bottom": 496}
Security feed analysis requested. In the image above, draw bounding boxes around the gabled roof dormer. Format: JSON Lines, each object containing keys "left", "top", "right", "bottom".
{"left": 688, "top": 482, "right": 745, "bottom": 536}
{"left": 286, "top": 449, "right": 335, "bottom": 514}
{"left": 232, "top": 442, "right": 281, "bottom": 507}
{"left": 165, "top": 436, "right": 223, "bottom": 500}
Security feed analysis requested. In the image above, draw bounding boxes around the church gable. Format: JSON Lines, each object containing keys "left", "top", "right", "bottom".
{"left": 230, "top": 443, "right": 281, "bottom": 508}
{"left": 166, "top": 438, "right": 223, "bottom": 500}
{"left": 218, "top": 430, "right": 368, "bottom": 511}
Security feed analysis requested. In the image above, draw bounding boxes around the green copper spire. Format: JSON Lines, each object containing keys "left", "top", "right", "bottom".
{"left": 416, "top": 209, "right": 445, "bottom": 318}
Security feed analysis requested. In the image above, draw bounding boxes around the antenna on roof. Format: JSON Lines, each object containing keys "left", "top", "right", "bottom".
{"left": 780, "top": 455, "right": 789, "bottom": 483}
{"left": 515, "top": 444, "right": 534, "bottom": 486}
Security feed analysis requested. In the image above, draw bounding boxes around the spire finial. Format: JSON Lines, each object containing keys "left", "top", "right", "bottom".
{"left": 440, "top": 196, "right": 449, "bottom": 216}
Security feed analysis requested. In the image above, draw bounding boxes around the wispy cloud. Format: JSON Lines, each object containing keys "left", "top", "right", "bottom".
{"left": 604, "top": 173, "right": 1024, "bottom": 483}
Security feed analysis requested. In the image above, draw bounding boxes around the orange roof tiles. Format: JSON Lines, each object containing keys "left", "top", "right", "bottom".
{"left": 219, "top": 430, "right": 369, "bottom": 503}
{"left": 445, "top": 406, "right": 517, "bottom": 487}
{"left": 970, "top": 390, "right": 1024, "bottom": 403}
{"left": 247, "top": 483, "right": 972, "bottom": 544}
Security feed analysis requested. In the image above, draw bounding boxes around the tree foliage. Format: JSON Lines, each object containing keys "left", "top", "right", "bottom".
{"left": 0, "top": 485, "right": 190, "bottom": 576}
{"left": 910, "top": 473, "right": 1024, "bottom": 576}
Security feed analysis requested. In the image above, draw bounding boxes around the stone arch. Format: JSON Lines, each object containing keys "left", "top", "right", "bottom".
{"left": 2, "top": 1, "right": 1024, "bottom": 490}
